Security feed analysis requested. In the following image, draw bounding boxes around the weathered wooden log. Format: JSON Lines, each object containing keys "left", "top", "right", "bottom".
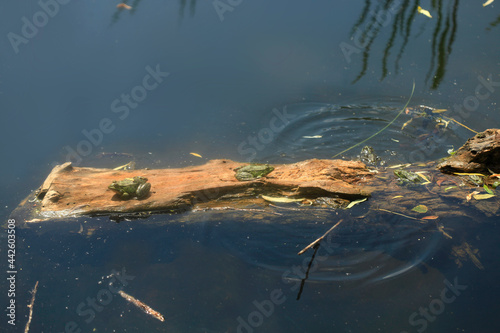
{"left": 438, "top": 128, "right": 500, "bottom": 173}
{"left": 13, "top": 129, "right": 500, "bottom": 223}
{"left": 22, "top": 159, "right": 373, "bottom": 221}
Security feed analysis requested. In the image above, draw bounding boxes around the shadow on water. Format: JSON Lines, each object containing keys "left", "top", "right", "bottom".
{"left": 487, "top": 14, "right": 500, "bottom": 30}
{"left": 348, "top": 0, "right": 460, "bottom": 89}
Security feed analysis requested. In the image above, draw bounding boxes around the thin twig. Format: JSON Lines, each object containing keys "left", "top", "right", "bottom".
{"left": 376, "top": 208, "right": 419, "bottom": 220}
{"left": 298, "top": 219, "right": 343, "bottom": 255}
{"left": 332, "top": 81, "right": 415, "bottom": 158}
{"left": 24, "top": 281, "right": 39, "bottom": 333}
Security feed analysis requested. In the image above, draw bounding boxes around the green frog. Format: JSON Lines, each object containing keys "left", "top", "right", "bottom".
{"left": 234, "top": 164, "right": 274, "bottom": 181}
{"left": 359, "top": 146, "right": 380, "bottom": 165}
{"left": 394, "top": 169, "right": 424, "bottom": 184}
{"left": 108, "top": 176, "right": 151, "bottom": 199}
{"left": 466, "top": 174, "right": 484, "bottom": 186}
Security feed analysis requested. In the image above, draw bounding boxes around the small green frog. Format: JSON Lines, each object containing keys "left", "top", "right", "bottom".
{"left": 394, "top": 169, "right": 424, "bottom": 184}
{"left": 467, "top": 174, "right": 484, "bottom": 186}
{"left": 108, "top": 176, "right": 151, "bottom": 199}
{"left": 359, "top": 146, "right": 380, "bottom": 165}
{"left": 234, "top": 164, "right": 274, "bottom": 181}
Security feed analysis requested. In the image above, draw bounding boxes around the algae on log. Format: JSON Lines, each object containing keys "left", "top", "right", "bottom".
{"left": 21, "top": 159, "right": 374, "bottom": 221}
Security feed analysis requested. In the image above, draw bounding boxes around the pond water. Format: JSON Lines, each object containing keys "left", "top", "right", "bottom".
{"left": 2, "top": 1, "right": 500, "bottom": 332}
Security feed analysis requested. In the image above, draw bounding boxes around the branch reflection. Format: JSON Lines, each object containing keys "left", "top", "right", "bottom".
{"left": 350, "top": 0, "right": 459, "bottom": 89}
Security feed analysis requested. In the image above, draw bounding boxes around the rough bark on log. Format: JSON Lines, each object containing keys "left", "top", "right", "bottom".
{"left": 438, "top": 128, "right": 500, "bottom": 173}
{"left": 26, "top": 159, "right": 373, "bottom": 221}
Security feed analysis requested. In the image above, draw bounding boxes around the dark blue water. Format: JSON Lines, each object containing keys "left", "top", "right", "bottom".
{"left": 2, "top": 0, "right": 500, "bottom": 332}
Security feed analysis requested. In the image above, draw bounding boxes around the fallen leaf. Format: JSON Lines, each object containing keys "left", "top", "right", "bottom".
{"left": 483, "top": 0, "right": 494, "bottom": 6}
{"left": 388, "top": 163, "right": 411, "bottom": 169}
{"left": 415, "top": 172, "right": 430, "bottom": 183}
{"left": 117, "top": 3, "right": 132, "bottom": 10}
{"left": 444, "top": 186, "right": 457, "bottom": 192}
{"left": 412, "top": 205, "right": 428, "bottom": 213}
{"left": 473, "top": 193, "right": 495, "bottom": 200}
{"left": 417, "top": 6, "right": 432, "bottom": 18}
{"left": 302, "top": 135, "right": 322, "bottom": 139}
{"left": 392, "top": 195, "right": 403, "bottom": 199}
{"left": 346, "top": 198, "right": 367, "bottom": 209}
{"left": 431, "top": 109, "right": 448, "bottom": 113}
{"left": 401, "top": 119, "right": 413, "bottom": 130}
{"left": 453, "top": 172, "right": 487, "bottom": 176}
{"left": 190, "top": 152, "right": 202, "bottom": 158}
{"left": 467, "top": 191, "right": 480, "bottom": 202}
{"left": 261, "top": 195, "right": 305, "bottom": 203}
{"left": 421, "top": 215, "right": 439, "bottom": 220}
{"left": 483, "top": 184, "right": 494, "bottom": 195}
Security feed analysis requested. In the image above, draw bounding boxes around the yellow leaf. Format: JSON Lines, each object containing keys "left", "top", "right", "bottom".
{"left": 346, "top": 198, "right": 367, "bottom": 209}
{"left": 467, "top": 191, "right": 480, "bottom": 202}
{"left": 415, "top": 172, "right": 430, "bottom": 183}
{"left": 392, "top": 195, "right": 403, "bottom": 199}
{"left": 444, "top": 186, "right": 457, "bottom": 192}
{"left": 417, "top": 6, "right": 432, "bottom": 18}
{"left": 401, "top": 119, "right": 413, "bottom": 130}
{"left": 453, "top": 172, "right": 486, "bottom": 176}
{"left": 190, "top": 152, "right": 202, "bottom": 158}
{"left": 431, "top": 109, "right": 448, "bottom": 113}
{"left": 483, "top": 0, "right": 494, "bottom": 7}
{"left": 261, "top": 195, "right": 305, "bottom": 203}
{"left": 412, "top": 205, "right": 428, "bottom": 213}
{"left": 473, "top": 193, "right": 495, "bottom": 200}
{"left": 388, "top": 163, "right": 411, "bottom": 169}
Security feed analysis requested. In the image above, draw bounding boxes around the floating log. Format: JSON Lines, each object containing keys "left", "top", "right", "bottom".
{"left": 21, "top": 159, "right": 373, "bottom": 221}
{"left": 13, "top": 129, "right": 500, "bottom": 223}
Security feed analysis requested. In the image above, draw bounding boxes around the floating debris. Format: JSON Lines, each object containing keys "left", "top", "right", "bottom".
{"left": 261, "top": 195, "right": 304, "bottom": 203}
{"left": 190, "top": 152, "right": 203, "bottom": 158}
{"left": 119, "top": 290, "right": 165, "bottom": 322}
{"left": 117, "top": 3, "right": 132, "bottom": 10}
{"left": 417, "top": 6, "right": 432, "bottom": 18}
{"left": 346, "top": 198, "right": 367, "bottom": 209}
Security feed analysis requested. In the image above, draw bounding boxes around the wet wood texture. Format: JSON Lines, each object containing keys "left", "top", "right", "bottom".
{"left": 14, "top": 129, "right": 500, "bottom": 223}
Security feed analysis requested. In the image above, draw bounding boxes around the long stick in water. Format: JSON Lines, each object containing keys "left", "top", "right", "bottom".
{"left": 24, "top": 281, "right": 39, "bottom": 333}
{"left": 118, "top": 290, "right": 165, "bottom": 322}
{"left": 298, "top": 219, "right": 343, "bottom": 255}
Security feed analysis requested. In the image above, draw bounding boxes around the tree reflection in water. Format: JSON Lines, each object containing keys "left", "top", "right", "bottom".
{"left": 350, "top": 0, "right": 461, "bottom": 89}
